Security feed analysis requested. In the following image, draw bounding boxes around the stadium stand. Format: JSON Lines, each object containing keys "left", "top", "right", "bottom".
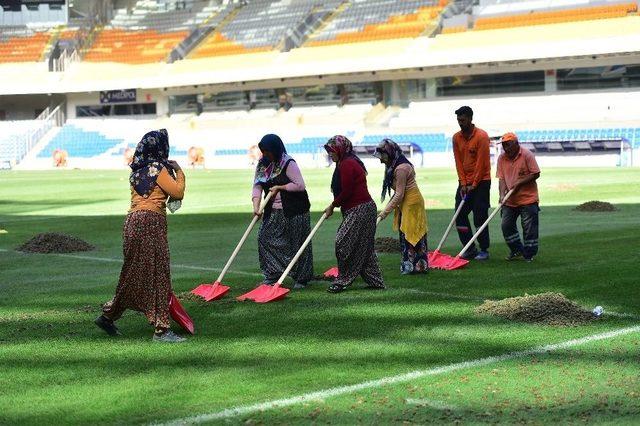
{"left": 188, "top": 0, "right": 336, "bottom": 58}
{"left": 0, "top": 26, "right": 51, "bottom": 63}
{"left": 83, "top": 1, "right": 225, "bottom": 64}
{"left": 305, "top": 0, "right": 446, "bottom": 46}
{"left": 441, "top": 0, "right": 638, "bottom": 32}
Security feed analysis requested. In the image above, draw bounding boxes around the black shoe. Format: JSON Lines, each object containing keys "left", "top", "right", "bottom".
{"left": 505, "top": 251, "right": 523, "bottom": 261}
{"left": 94, "top": 315, "right": 120, "bottom": 336}
{"left": 461, "top": 249, "right": 478, "bottom": 261}
{"left": 524, "top": 256, "right": 534, "bottom": 263}
{"left": 327, "top": 283, "right": 346, "bottom": 293}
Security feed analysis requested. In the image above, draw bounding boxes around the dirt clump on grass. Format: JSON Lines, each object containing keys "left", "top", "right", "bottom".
{"left": 475, "top": 292, "right": 595, "bottom": 326}
{"left": 17, "top": 233, "right": 95, "bottom": 254}
{"left": 375, "top": 237, "right": 399, "bottom": 253}
{"left": 574, "top": 201, "right": 616, "bottom": 212}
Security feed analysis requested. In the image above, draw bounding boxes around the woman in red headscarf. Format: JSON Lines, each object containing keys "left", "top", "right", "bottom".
{"left": 323, "top": 135, "right": 384, "bottom": 293}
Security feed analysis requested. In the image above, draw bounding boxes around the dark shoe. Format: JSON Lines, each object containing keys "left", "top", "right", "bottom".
{"left": 153, "top": 329, "right": 186, "bottom": 343}
{"left": 327, "top": 283, "right": 346, "bottom": 293}
{"left": 293, "top": 281, "right": 307, "bottom": 290}
{"left": 94, "top": 315, "right": 120, "bottom": 336}
{"left": 474, "top": 251, "right": 490, "bottom": 261}
{"left": 461, "top": 248, "right": 478, "bottom": 260}
{"left": 505, "top": 251, "right": 523, "bottom": 261}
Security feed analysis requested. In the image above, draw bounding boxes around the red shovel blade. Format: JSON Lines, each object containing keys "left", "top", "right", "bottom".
{"left": 191, "top": 281, "right": 230, "bottom": 301}
{"left": 428, "top": 250, "right": 459, "bottom": 270}
{"left": 440, "top": 255, "right": 469, "bottom": 271}
{"left": 169, "top": 293, "right": 195, "bottom": 334}
{"left": 254, "top": 284, "right": 290, "bottom": 303}
{"left": 236, "top": 284, "right": 273, "bottom": 302}
{"left": 323, "top": 266, "right": 339, "bottom": 278}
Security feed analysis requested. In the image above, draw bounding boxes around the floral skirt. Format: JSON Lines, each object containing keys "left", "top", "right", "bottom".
{"left": 334, "top": 201, "right": 384, "bottom": 288}
{"left": 103, "top": 210, "right": 171, "bottom": 329}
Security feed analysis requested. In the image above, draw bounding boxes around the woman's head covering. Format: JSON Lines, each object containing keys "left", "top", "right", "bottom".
{"left": 254, "top": 134, "right": 292, "bottom": 186}
{"left": 129, "top": 129, "right": 174, "bottom": 197}
{"left": 324, "top": 135, "right": 367, "bottom": 196}
{"left": 375, "top": 138, "right": 412, "bottom": 201}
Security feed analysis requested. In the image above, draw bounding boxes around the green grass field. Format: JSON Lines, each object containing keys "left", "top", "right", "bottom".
{"left": 1, "top": 167, "right": 639, "bottom": 425}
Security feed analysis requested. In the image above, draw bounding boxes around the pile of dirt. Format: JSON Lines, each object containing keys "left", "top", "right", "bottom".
{"left": 16, "top": 233, "right": 95, "bottom": 254}
{"left": 475, "top": 292, "right": 596, "bottom": 326}
{"left": 574, "top": 201, "right": 616, "bottom": 212}
{"left": 375, "top": 237, "right": 399, "bottom": 253}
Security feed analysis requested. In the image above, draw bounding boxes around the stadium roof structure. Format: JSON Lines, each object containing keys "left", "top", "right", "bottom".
{"left": 1, "top": 16, "right": 640, "bottom": 95}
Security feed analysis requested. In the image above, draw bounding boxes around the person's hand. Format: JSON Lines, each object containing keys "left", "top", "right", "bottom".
{"left": 252, "top": 197, "right": 262, "bottom": 217}
{"left": 378, "top": 210, "right": 389, "bottom": 221}
{"left": 167, "top": 160, "right": 181, "bottom": 171}
{"left": 466, "top": 185, "right": 475, "bottom": 194}
{"left": 324, "top": 203, "right": 335, "bottom": 218}
{"left": 269, "top": 185, "right": 282, "bottom": 196}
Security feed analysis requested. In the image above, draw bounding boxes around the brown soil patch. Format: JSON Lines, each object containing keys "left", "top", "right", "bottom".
{"left": 574, "top": 201, "right": 617, "bottom": 212}
{"left": 475, "top": 292, "right": 596, "bottom": 326}
{"left": 17, "top": 233, "right": 95, "bottom": 253}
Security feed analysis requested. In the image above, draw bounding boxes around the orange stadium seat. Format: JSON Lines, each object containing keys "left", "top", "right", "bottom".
{"left": 473, "top": 2, "right": 637, "bottom": 30}
{"left": 83, "top": 29, "right": 188, "bottom": 64}
{"left": 0, "top": 32, "right": 51, "bottom": 63}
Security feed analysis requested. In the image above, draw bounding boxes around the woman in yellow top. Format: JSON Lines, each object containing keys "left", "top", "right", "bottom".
{"left": 375, "top": 139, "right": 429, "bottom": 274}
{"left": 95, "top": 129, "right": 187, "bottom": 343}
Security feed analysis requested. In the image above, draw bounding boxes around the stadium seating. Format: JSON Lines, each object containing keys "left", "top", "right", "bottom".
{"left": 0, "top": 27, "right": 51, "bottom": 63}
{"left": 306, "top": 0, "right": 446, "bottom": 46}
{"left": 37, "top": 125, "right": 123, "bottom": 158}
{"left": 83, "top": 29, "right": 189, "bottom": 64}
{"left": 473, "top": 2, "right": 638, "bottom": 31}
{"left": 83, "top": 1, "right": 224, "bottom": 63}
{"left": 189, "top": 0, "right": 331, "bottom": 58}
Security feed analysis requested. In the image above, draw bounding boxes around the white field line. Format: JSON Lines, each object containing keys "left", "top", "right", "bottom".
{"left": 0, "top": 249, "right": 263, "bottom": 278}
{"left": 405, "top": 398, "right": 457, "bottom": 411}
{"left": 155, "top": 325, "right": 640, "bottom": 425}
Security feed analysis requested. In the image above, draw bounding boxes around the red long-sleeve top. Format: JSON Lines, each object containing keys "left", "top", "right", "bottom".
{"left": 332, "top": 157, "right": 372, "bottom": 211}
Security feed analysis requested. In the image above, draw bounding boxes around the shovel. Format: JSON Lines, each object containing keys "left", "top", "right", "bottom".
{"left": 323, "top": 216, "right": 382, "bottom": 279}
{"left": 191, "top": 191, "right": 274, "bottom": 301}
{"left": 440, "top": 189, "right": 515, "bottom": 271}
{"left": 169, "top": 292, "right": 194, "bottom": 334}
{"left": 238, "top": 212, "right": 328, "bottom": 303}
{"left": 428, "top": 195, "right": 469, "bottom": 269}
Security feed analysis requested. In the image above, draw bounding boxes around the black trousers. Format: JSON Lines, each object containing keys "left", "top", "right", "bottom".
{"left": 454, "top": 180, "right": 491, "bottom": 253}
{"left": 501, "top": 203, "right": 540, "bottom": 259}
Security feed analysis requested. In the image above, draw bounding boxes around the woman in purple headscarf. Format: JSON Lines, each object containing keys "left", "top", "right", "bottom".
{"left": 252, "top": 134, "right": 313, "bottom": 289}
{"left": 95, "top": 129, "right": 187, "bottom": 343}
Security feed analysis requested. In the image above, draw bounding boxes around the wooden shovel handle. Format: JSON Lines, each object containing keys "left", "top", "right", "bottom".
{"left": 276, "top": 213, "right": 327, "bottom": 284}
{"left": 456, "top": 189, "right": 515, "bottom": 258}
{"left": 216, "top": 191, "right": 274, "bottom": 282}
{"left": 435, "top": 195, "right": 468, "bottom": 252}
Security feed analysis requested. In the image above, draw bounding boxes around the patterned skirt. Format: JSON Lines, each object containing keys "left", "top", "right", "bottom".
{"left": 258, "top": 209, "right": 314, "bottom": 284}
{"left": 103, "top": 210, "right": 171, "bottom": 330}
{"left": 399, "top": 216, "right": 429, "bottom": 274}
{"left": 334, "top": 200, "right": 384, "bottom": 288}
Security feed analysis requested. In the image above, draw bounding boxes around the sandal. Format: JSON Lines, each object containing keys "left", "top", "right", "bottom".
{"left": 327, "top": 283, "right": 346, "bottom": 293}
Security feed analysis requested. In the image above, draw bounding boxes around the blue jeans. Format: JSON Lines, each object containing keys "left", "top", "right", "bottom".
{"left": 501, "top": 203, "right": 540, "bottom": 259}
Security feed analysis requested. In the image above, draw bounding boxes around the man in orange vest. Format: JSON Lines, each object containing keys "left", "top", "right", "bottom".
{"left": 452, "top": 106, "right": 492, "bottom": 260}
{"left": 497, "top": 132, "right": 541, "bottom": 262}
